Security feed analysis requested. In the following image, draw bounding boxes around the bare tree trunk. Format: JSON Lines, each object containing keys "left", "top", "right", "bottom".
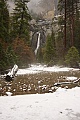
{"left": 71, "top": 17, "right": 74, "bottom": 46}
{"left": 64, "top": 0, "right": 66, "bottom": 50}
{"left": 71, "top": 0, "right": 74, "bottom": 46}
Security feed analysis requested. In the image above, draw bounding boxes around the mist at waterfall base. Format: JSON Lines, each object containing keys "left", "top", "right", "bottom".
{"left": 17, "top": 64, "right": 79, "bottom": 75}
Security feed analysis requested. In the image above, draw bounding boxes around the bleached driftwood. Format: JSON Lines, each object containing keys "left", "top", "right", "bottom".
{"left": 5, "top": 64, "right": 18, "bottom": 81}
{"left": 54, "top": 78, "right": 80, "bottom": 86}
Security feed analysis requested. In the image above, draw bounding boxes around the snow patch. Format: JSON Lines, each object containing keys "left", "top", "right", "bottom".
{"left": 66, "top": 76, "right": 77, "bottom": 81}
{"left": 0, "top": 87, "right": 80, "bottom": 120}
{"left": 17, "top": 64, "right": 79, "bottom": 75}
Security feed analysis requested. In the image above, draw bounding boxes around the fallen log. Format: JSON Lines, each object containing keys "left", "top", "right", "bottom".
{"left": 54, "top": 78, "right": 80, "bottom": 86}
{"left": 54, "top": 82, "right": 72, "bottom": 86}
{"left": 5, "top": 64, "right": 18, "bottom": 82}
{"left": 73, "top": 78, "right": 80, "bottom": 83}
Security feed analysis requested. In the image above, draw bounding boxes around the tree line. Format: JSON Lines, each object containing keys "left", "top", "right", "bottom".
{"left": 0, "top": 0, "right": 80, "bottom": 72}
{"left": 37, "top": 0, "right": 80, "bottom": 67}
{"left": 0, "top": 0, "right": 34, "bottom": 71}
{"left": 57, "top": 0, "right": 80, "bottom": 67}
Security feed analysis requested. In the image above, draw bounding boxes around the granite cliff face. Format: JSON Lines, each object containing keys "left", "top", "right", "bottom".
{"left": 7, "top": 0, "right": 58, "bottom": 55}
{"left": 54, "top": 0, "right": 59, "bottom": 15}
{"left": 7, "top": 0, "right": 58, "bottom": 15}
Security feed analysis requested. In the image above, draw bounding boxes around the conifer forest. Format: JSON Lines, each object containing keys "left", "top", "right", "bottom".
{"left": 0, "top": 0, "right": 80, "bottom": 72}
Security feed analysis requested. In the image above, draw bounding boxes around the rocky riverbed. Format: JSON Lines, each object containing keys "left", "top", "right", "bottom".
{"left": 0, "top": 68, "right": 80, "bottom": 96}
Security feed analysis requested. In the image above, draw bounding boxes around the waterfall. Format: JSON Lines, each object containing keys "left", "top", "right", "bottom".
{"left": 35, "top": 32, "right": 40, "bottom": 55}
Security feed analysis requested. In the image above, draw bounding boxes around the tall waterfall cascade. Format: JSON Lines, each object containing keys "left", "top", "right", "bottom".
{"left": 35, "top": 32, "right": 41, "bottom": 55}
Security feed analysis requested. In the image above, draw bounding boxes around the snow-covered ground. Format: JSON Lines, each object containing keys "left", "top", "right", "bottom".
{"left": 0, "top": 64, "right": 80, "bottom": 120}
{"left": 17, "top": 64, "right": 79, "bottom": 75}
{"left": 0, "top": 87, "right": 80, "bottom": 120}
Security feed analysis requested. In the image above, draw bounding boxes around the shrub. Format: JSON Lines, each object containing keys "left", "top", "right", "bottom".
{"left": 44, "top": 34, "right": 55, "bottom": 64}
{"left": 65, "top": 46, "right": 80, "bottom": 67}
{"left": 12, "top": 37, "right": 35, "bottom": 67}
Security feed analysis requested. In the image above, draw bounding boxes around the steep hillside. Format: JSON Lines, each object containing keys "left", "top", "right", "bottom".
{"left": 54, "top": 0, "right": 59, "bottom": 15}
{"left": 43, "top": 10, "right": 54, "bottom": 20}
{"left": 7, "top": 0, "right": 59, "bottom": 15}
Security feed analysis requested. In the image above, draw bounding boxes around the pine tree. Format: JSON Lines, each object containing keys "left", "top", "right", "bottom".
{"left": 65, "top": 46, "right": 80, "bottom": 67}
{"left": 11, "top": 0, "right": 31, "bottom": 44}
{"left": 58, "top": 0, "right": 80, "bottom": 48}
{"left": 0, "top": 0, "right": 10, "bottom": 70}
{"left": 0, "top": 40, "right": 9, "bottom": 71}
{"left": 44, "top": 34, "right": 55, "bottom": 65}
{"left": 74, "top": 5, "right": 80, "bottom": 54}
{"left": 6, "top": 45, "right": 18, "bottom": 67}
{"left": 0, "top": 0, "right": 9, "bottom": 41}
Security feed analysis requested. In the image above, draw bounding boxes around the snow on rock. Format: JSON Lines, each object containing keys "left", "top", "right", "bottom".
{"left": 66, "top": 76, "right": 77, "bottom": 81}
{"left": 6, "top": 92, "right": 12, "bottom": 96}
{"left": 0, "top": 87, "right": 80, "bottom": 120}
